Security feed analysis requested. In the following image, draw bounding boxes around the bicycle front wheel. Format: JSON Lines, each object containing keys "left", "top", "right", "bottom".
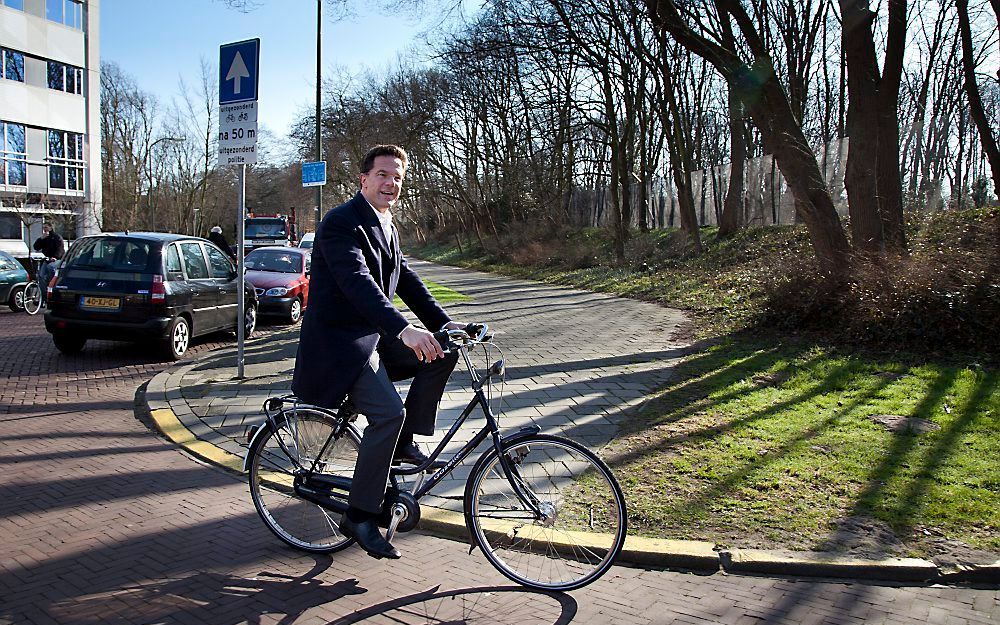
{"left": 23, "top": 282, "right": 42, "bottom": 315}
{"left": 464, "top": 434, "right": 627, "bottom": 591}
{"left": 248, "top": 408, "right": 360, "bottom": 553}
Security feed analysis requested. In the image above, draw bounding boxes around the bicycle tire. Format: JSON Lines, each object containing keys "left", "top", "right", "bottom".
{"left": 463, "top": 434, "right": 627, "bottom": 591}
{"left": 23, "top": 282, "right": 42, "bottom": 315}
{"left": 247, "top": 408, "right": 360, "bottom": 553}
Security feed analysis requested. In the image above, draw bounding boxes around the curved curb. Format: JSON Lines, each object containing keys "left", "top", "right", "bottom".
{"left": 140, "top": 372, "right": 1000, "bottom": 585}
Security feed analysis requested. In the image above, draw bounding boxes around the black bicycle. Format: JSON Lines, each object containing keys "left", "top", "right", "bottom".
{"left": 245, "top": 324, "right": 627, "bottom": 591}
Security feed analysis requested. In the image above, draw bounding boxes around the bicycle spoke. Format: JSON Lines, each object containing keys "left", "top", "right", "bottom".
{"left": 249, "top": 410, "right": 358, "bottom": 554}
{"left": 465, "top": 435, "right": 626, "bottom": 591}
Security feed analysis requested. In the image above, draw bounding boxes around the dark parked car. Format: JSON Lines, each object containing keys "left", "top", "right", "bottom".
{"left": 44, "top": 233, "right": 257, "bottom": 359}
{"left": 244, "top": 246, "right": 310, "bottom": 324}
{"left": 0, "top": 250, "right": 30, "bottom": 311}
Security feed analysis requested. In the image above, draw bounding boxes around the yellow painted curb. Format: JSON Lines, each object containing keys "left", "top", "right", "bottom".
{"left": 149, "top": 408, "right": 245, "bottom": 473}
{"left": 723, "top": 548, "right": 938, "bottom": 581}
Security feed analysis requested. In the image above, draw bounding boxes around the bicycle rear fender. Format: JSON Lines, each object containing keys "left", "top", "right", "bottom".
{"left": 243, "top": 424, "right": 270, "bottom": 471}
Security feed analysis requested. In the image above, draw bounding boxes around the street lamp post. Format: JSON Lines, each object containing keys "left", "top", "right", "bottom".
{"left": 192, "top": 207, "right": 200, "bottom": 236}
{"left": 146, "top": 136, "right": 183, "bottom": 232}
{"left": 315, "top": 0, "right": 323, "bottom": 230}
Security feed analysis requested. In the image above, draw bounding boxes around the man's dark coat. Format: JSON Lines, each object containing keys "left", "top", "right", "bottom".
{"left": 291, "top": 193, "right": 450, "bottom": 415}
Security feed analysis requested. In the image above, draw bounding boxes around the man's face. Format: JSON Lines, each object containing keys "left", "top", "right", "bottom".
{"left": 360, "top": 155, "right": 405, "bottom": 212}
{"left": 42, "top": 225, "right": 51, "bottom": 235}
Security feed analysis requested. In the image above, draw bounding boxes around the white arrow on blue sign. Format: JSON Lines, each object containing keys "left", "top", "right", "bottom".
{"left": 219, "top": 39, "right": 260, "bottom": 105}
{"left": 302, "top": 161, "right": 327, "bottom": 187}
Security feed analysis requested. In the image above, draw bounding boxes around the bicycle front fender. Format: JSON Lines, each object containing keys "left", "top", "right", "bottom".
{"left": 500, "top": 425, "right": 541, "bottom": 446}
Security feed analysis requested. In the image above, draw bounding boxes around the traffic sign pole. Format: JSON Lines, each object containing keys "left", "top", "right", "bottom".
{"left": 219, "top": 38, "right": 259, "bottom": 380}
{"left": 237, "top": 164, "right": 246, "bottom": 379}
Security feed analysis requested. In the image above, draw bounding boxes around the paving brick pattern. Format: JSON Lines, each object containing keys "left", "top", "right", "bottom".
{"left": 1, "top": 274, "right": 998, "bottom": 624}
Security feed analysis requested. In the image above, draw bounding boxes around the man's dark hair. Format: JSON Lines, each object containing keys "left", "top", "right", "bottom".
{"left": 360, "top": 145, "right": 408, "bottom": 175}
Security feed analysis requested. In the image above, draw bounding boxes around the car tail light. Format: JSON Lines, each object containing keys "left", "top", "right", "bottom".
{"left": 152, "top": 275, "right": 166, "bottom": 303}
{"left": 47, "top": 274, "right": 61, "bottom": 296}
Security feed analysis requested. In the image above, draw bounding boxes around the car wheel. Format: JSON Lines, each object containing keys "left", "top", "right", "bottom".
{"left": 161, "top": 316, "right": 191, "bottom": 361}
{"left": 53, "top": 332, "right": 86, "bottom": 354}
{"left": 244, "top": 303, "right": 257, "bottom": 337}
{"left": 288, "top": 298, "right": 302, "bottom": 324}
{"left": 7, "top": 286, "right": 25, "bottom": 312}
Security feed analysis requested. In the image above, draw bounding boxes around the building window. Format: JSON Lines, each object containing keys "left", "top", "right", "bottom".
{"left": 1, "top": 122, "right": 27, "bottom": 187}
{"left": 2, "top": 0, "right": 25, "bottom": 11}
{"left": 48, "top": 129, "right": 84, "bottom": 191}
{"left": 0, "top": 215, "right": 22, "bottom": 241}
{"left": 47, "top": 60, "right": 82, "bottom": 94}
{"left": 2, "top": 49, "right": 24, "bottom": 82}
{"left": 46, "top": 0, "right": 82, "bottom": 29}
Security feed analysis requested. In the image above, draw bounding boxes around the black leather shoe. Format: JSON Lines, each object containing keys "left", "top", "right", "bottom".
{"left": 340, "top": 516, "right": 401, "bottom": 559}
{"left": 393, "top": 441, "right": 446, "bottom": 470}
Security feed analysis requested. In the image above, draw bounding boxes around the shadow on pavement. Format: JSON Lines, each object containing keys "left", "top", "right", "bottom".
{"left": 328, "top": 584, "right": 578, "bottom": 625}
{"left": 48, "top": 557, "right": 365, "bottom": 625}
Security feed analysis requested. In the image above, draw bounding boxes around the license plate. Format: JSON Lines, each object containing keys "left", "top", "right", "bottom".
{"left": 81, "top": 296, "right": 121, "bottom": 310}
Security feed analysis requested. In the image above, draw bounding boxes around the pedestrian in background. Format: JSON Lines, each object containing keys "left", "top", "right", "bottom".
{"left": 208, "top": 226, "right": 236, "bottom": 261}
{"left": 32, "top": 223, "right": 64, "bottom": 307}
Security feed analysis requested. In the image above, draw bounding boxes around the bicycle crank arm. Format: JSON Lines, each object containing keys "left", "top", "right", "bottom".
{"left": 385, "top": 503, "right": 407, "bottom": 543}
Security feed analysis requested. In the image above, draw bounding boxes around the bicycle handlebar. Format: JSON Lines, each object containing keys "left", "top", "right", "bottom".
{"left": 434, "top": 322, "right": 491, "bottom": 352}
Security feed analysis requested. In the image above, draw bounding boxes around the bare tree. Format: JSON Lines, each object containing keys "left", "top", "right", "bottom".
{"left": 956, "top": 0, "right": 1000, "bottom": 197}
{"left": 643, "top": 1, "right": 851, "bottom": 277}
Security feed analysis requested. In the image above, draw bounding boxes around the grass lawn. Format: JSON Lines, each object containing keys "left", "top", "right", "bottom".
{"left": 604, "top": 338, "right": 999, "bottom": 556}
{"left": 410, "top": 217, "right": 1000, "bottom": 558}
{"left": 393, "top": 280, "right": 471, "bottom": 309}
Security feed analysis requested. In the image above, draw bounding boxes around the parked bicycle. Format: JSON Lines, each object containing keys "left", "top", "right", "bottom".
{"left": 18, "top": 256, "right": 47, "bottom": 315}
{"left": 245, "top": 323, "right": 627, "bottom": 591}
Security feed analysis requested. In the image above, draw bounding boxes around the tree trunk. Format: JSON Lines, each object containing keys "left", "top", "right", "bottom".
{"left": 718, "top": 84, "right": 746, "bottom": 239}
{"left": 662, "top": 60, "right": 702, "bottom": 253}
{"left": 840, "top": 0, "right": 907, "bottom": 254}
{"left": 957, "top": 0, "right": 1000, "bottom": 198}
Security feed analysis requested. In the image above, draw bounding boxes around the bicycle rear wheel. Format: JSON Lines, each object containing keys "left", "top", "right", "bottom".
{"left": 248, "top": 408, "right": 360, "bottom": 553}
{"left": 23, "top": 282, "right": 42, "bottom": 315}
{"left": 464, "top": 434, "right": 627, "bottom": 591}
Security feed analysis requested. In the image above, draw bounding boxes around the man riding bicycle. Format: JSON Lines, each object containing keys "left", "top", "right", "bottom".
{"left": 32, "top": 223, "right": 65, "bottom": 308}
{"left": 291, "top": 144, "right": 464, "bottom": 560}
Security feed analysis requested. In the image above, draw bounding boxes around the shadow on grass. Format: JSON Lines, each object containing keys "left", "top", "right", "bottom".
{"left": 835, "top": 370, "right": 999, "bottom": 543}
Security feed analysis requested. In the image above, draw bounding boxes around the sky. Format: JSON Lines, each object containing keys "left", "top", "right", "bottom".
{"left": 100, "top": 0, "right": 459, "bottom": 149}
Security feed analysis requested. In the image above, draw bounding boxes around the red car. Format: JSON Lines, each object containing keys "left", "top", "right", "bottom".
{"left": 243, "top": 246, "right": 310, "bottom": 323}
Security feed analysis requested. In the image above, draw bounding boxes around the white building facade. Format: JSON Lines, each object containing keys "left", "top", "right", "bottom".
{"left": 0, "top": 0, "right": 100, "bottom": 256}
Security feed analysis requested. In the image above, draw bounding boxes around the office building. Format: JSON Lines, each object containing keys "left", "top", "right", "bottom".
{"left": 0, "top": 0, "right": 100, "bottom": 256}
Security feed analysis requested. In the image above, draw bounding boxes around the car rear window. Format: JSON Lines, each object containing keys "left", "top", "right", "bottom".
{"left": 62, "top": 238, "right": 155, "bottom": 273}
{"left": 245, "top": 250, "right": 303, "bottom": 273}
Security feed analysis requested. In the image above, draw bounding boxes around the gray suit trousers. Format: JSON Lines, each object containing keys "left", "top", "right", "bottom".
{"left": 347, "top": 341, "right": 458, "bottom": 513}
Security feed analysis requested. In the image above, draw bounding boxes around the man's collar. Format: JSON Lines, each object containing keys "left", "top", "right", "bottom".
{"left": 362, "top": 196, "right": 392, "bottom": 223}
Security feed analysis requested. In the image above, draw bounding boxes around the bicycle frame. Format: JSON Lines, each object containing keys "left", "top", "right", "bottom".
{"left": 256, "top": 335, "right": 544, "bottom": 518}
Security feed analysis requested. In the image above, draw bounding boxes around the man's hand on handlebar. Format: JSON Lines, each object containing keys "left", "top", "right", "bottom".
{"left": 401, "top": 325, "right": 446, "bottom": 363}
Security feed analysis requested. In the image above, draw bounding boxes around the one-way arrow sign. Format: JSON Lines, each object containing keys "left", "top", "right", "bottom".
{"left": 219, "top": 39, "right": 259, "bottom": 104}
{"left": 226, "top": 52, "right": 250, "bottom": 95}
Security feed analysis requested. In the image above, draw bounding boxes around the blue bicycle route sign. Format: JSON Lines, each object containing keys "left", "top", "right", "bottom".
{"left": 302, "top": 161, "right": 327, "bottom": 187}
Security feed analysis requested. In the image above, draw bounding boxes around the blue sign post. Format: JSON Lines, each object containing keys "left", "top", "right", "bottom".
{"left": 219, "top": 38, "right": 260, "bottom": 105}
{"left": 302, "top": 161, "right": 327, "bottom": 187}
